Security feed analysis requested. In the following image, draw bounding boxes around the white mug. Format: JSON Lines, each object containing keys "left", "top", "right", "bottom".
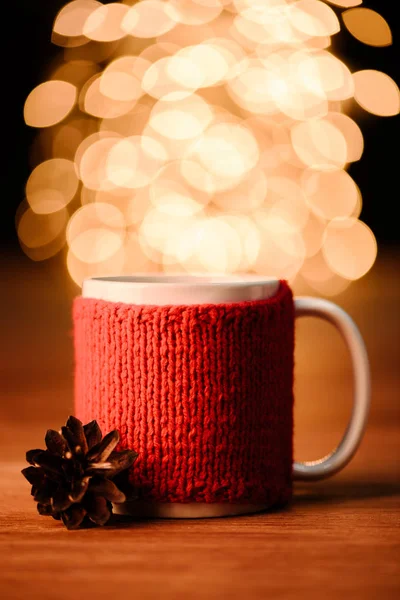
{"left": 76, "top": 275, "right": 370, "bottom": 518}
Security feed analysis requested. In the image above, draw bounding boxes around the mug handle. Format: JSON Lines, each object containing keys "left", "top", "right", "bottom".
{"left": 293, "top": 297, "right": 370, "bottom": 481}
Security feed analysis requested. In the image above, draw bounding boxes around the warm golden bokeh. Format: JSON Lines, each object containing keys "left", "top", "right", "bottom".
{"left": 17, "top": 203, "right": 68, "bottom": 254}
{"left": 324, "top": 112, "right": 363, "bottom": 162}
{"left": 67, "top": 202, "right": 126, "bottom": 263}
{"left": 301, "top": 169, "right": 360, "bottom": 220}
{"left": 20, "top": 0, "right": 400, "bottom": 289}
{"left": 289, "top": 0, "right": 340, "bottom": 38}
{"left": 24, "top": 81, "right": 77, "bottom": 128}
{"left": 122, "top": 0, "right": 177, "bottom": 38}
{"left": 343, "top": 8, "right": 392, "bottom": 47}
{"left": 53, "top": 0, "right": 102, "bottom": 38}
{"left": 291, "top": 118, "right": 347, "bottom": 169}
{"left": 325, "top": 1, "right": 361, "bottom": 7}
{"left": 26, "top": 159, "right": 79, "bottom": 214}
{"left": 83, "top": 3, "right": 129, "bottom": 42}
{"left": 353, "top": 70, "right": 400, "bottom": 117}
{"left": 322, "top": 218, "right": 377, "bottom": 280}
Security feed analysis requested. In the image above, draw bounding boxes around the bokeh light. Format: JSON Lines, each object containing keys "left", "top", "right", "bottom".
{"left": 67, "top": 202, "right": 125, "bottom": 263}
{"left": 77, "top": 134, "right": 122, "bottom": 190}
{"left": 99, "top": 57, "right": 145, "bottom": 102}
{"left": 20, "top": 0, "right": 400, "bottom": 293}
{"left": 53, "top": 1, "right": 102, "bottom": 38}
{"left": 149, "top": 95, "right": 213, "bottom": 140}
{"left": 343, "top": 8, "right": 392, "bottom": 47}
{"left": 291, "top": 118, "right": 347, "bottom": 169}
{"left": 301, "top": 250, "right": 351, "bottom": 296}
{"left": 322, "top": 218, "right": 377, "bottom": 280}
{"left": 122, "top": 1, "right": 177, "bottom": 38}
{"left": 24, "top": 81, "right": 77, "bottom": 128}
{"left": 289, "top": 0, "right": 340, "bottom": 38}
{"left": 106, "top": 135, "right": 167, "bottom": 188}
{"left": 325, "top": 112, "right": 363, "bottom": 162}
{"left": 17, "top": 202, "right": 68, "bottom": 253}
{"left": 26, "top": 159, "right": 79, "bottom": 214}
{"left": 325, "top": 1, "right": 361, "bottom": 7}
{"left": 83, "top": 3, "right": 129, "bottom": 42}
{"left": 82, "top": 73, "right": 138, "bottom": 118}
{"left": 353, "top": 70, "right": 400, "bottom": 117}
{"left": 301, "top": 169, "right": 360, "bottom": 220}
{"left": 168, "top": 0, "right": 223, "bottom": 26}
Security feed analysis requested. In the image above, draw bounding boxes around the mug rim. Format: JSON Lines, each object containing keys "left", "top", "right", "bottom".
{"left": 84, "top": 274, "right": 278, "bottom": 287}
{"left": 82, "top": 274, "right": 280, "bottom": 305}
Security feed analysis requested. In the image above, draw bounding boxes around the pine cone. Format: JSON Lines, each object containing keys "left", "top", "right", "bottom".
{"left": 22, "top": 416, "right": 138, "bottom": 530}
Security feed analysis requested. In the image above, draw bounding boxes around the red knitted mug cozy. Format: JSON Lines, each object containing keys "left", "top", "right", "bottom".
{"left": 73, "top": 280, "right": 294, "bottom": 507}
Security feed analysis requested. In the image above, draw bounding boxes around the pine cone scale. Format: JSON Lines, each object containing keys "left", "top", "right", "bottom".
{"left": 66, "top": 416, "right": 89, "bottom": 455}
{"left": 83, "top": 420, "right": 102, "bottom": 449}
{"left": 61, "top": 505, "right": 87, "bottom": 530}
{"left": 52, "top": 487, "right": 73, "bottom": 513}
{"left": 108, "top": 449, "right": 139, "bottom": 476}
{"left": 89, "top": 478, "right": 126, "bottom": 503}
{"left": 21, "top": 466, "right": 45, "bottom": 487}
{"left": 37, "top": 503, "right": 53, "bottom": 516}
{"left": 45, "top": 430, "right": 68, "bottom": 456}
{"left": 29, "top": 451, "right": 63, "bottom": 476}
{"left": 84, "top": 494, "right": 111, "bottom": 526}
{"left": 33, "top": 484, "right": 56, "bottom": 505}
{"left": 68, "top": 477, "right": 89, "bottom": 504}
{"left": 26, "top": 449, "right": 45, "bottom": 465}
{"left": 86, "top": 430, "right": 120, "bottom": 463}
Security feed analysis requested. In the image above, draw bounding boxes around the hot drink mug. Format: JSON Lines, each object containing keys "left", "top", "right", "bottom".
{"left": 73, "top": 275, "right": 370, "bottom": 518}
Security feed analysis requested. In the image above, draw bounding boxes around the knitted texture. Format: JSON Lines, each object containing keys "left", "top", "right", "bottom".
{"left": 73, "top": 281, "right": 294, "bottom": 506}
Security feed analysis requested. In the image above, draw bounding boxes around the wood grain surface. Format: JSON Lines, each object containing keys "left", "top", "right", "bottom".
{"left": 0, "top": 251, "right": 399, "bottom": 600}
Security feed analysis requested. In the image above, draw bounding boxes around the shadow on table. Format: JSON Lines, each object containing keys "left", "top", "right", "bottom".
{"left": 106, "top": 480, "right": 400, "bottom": 526}
{"left": 294, "top": 479, "right": 400, "bottom": 506}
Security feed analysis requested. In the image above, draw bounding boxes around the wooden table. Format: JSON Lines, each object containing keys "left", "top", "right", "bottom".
{"left": 1, "top": 251, "right": 399, "bottom": 599}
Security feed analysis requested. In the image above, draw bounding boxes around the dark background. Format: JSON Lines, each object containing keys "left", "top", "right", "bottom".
{"left": 3, "top": 0, "right": 399, "bottom": 249}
